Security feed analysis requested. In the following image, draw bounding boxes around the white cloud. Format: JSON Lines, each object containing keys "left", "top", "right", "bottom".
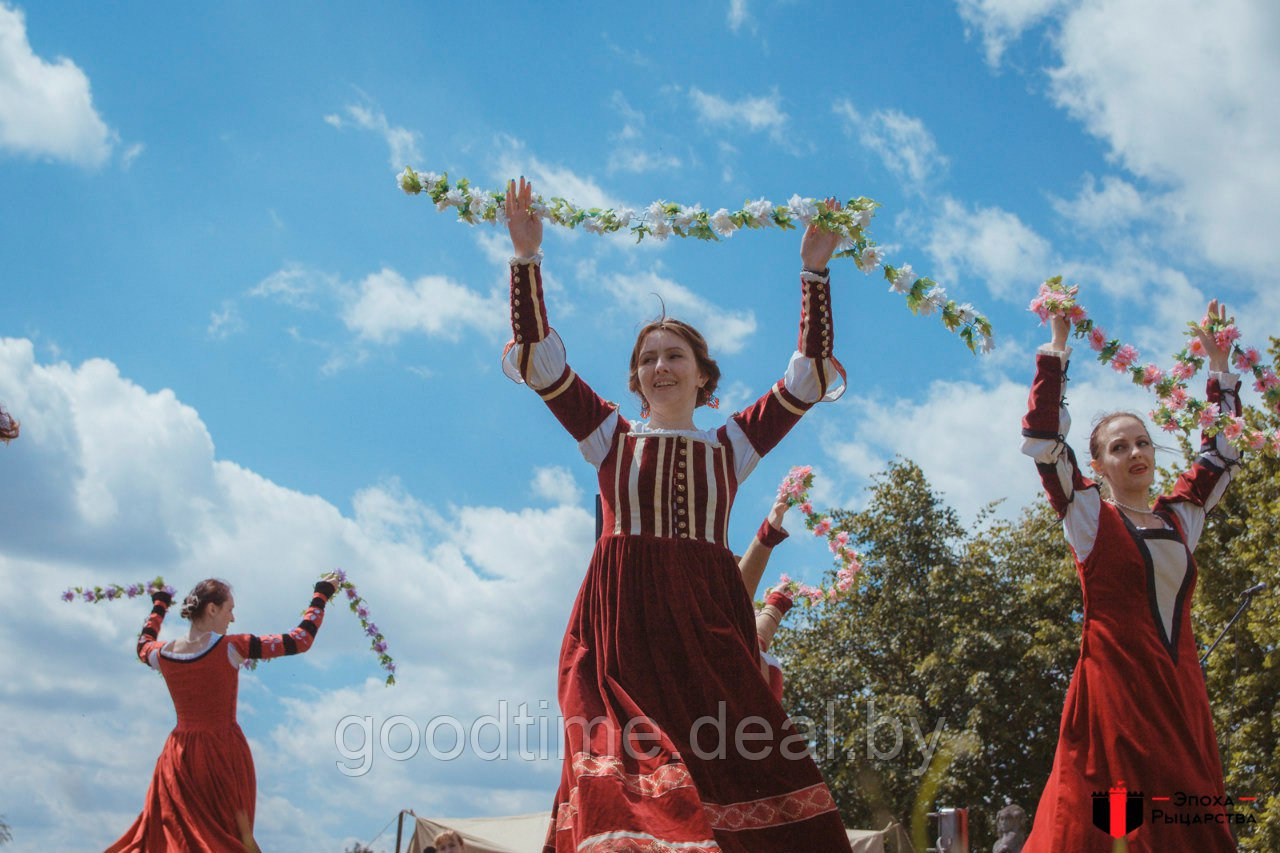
{"left": 1050, "top": 173, "right": 1149, "bottom": 232}
{"left": 531, "top": 465, "right": 583, "bottom": 506}
{"left": 599, "top": 268, "right": 758, "bottom": 355}
{"left": 0, "top": 337, "right": 593, "bottom": 850}
{"left": 0, "top": 3, "right": 114, "bottom": 167}
{"left": 1046, "top": 0, "right": 1280, "bottom": 278}
{"left": 833, "top": 99, "right": 949, "bottom": 193}
{"left": 955, "top": 0, "right": 1066, "bottom": 66}
{"left": 607, "top": 148, "right": 681, "bottom": 175}
{"left": 250, "top": 263, "right": 336, "bottom": 310}
{"left": 342, "top": 268, "right": 506, "bottom": 344}
{"left": 689, "top": 88, "right": 789, "bottom": 138}
{"left": 493, "top": 136, "right": 623, "bottom": 212}
{"left": 206, "top": 300, "right": 244, "bottom": 340}
{"left": 728, "top": 0, "right": 753, "bottom": 33}
{"left": 325, "top": 101, "right": 421, "bottom": 170}
{"left": 925, "top": 196, "right": 1054, "bottom": 300}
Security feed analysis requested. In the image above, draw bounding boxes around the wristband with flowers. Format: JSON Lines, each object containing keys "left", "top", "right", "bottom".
{"left": 397, "top": 167, "right": 995, "bottom": 354}
{"left": 1030, "top": 277, "right": 1280, "bottom": 454}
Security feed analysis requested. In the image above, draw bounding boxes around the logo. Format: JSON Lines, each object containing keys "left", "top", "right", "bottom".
{"left": 1092, "top": 781, "right": 1144, "bottom": 839}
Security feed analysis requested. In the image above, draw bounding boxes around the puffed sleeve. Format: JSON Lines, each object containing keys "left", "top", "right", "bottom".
{"left": 1021, "top": 345, "right": 1103, "bottom": 561}
{"left": 226, "top": 580, "right": 336, "bottom": 667}
{"left": 501, "top": 255, "right": 625, "bottom": 468}
{"left": 721, "top": 269, "right": 845, "bottom": 482}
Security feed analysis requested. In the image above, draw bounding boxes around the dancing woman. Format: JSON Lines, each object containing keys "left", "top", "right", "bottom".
{"left": 1020, "top": 302, "right": 1239, "bottom": 852}
{"left": 107, "top": 573, "right": 341, "bottom": 852}
{"left": 502, "top": 178, "right": 852, "bottom": 853}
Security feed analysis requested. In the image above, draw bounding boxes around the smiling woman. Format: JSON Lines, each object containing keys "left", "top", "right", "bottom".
{"left": 499, "top": 177, "right": 852, "bottom": 853}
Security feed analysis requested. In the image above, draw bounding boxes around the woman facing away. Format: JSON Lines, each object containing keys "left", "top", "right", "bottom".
{"left": 501, "top": 178, "right": 853, "bottom": 852}
{"left": 107, "top": 572, "right": 341, "bottom": 853}
{"left": 1020, "top": 302, "right": 1240, "bottom": 852}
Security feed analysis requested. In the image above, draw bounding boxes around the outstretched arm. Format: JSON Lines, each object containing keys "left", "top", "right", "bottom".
{"left": 1021, "top": 314, "right": 1103, "bottom": 561}
{"left": 724, "top": 201, "right": 846, "bottom": 481}
{"left": 501, "top": 178, "right": 622, "bottom": 468}
{"left": 1157, "top": 299, "right": 1241, "bottom": 549}
{"left": 227, "top": 576, "right": 339, "bottom": 666}
{"left": 738, "top": 494, "right": 791, "bottom": 599}
{"left": 136, "top": 589, "right": 173, "bottom": 667}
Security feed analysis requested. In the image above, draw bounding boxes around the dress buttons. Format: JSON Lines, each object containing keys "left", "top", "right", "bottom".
{"left": 677, "top": 472, "right": 685, "bottom": 480}
{"left": 514, "top": 322, "right": 521, "bottom": 330}
{"left": 514, "top": 311, "right": 521, "bottom": 320}
{"left": 677, "top": 484, "right": 685, "bottom": 492}
{"left": 680, "top": 533, "right": 689, "bottom": 539}
{"left": 514, "top": 287, "right": 521, "bottom": 295}
{"left": 516, "top": 334, "right": 524, "bottom": 342}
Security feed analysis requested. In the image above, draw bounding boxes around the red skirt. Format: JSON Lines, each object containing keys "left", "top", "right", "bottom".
{"left": 106, "top": 724, "right": 256, "bottom": 852}
{"left": 544, "top": 534, "right": 851, "bottom": 853}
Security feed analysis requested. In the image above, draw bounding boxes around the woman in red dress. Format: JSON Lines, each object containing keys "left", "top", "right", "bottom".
{"left": 1020, "top": 303, "right": 1239, "bottom": 852}
{"left": 502, "top": 179, "right": 852, "bottom": 853}
{"left": 107, "top": 573, "right": 341, "bottom": 852}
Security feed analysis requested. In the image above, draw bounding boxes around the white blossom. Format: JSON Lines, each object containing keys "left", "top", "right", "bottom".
{"left": 673, "top": 203, "right": 703, "bottom": 230}
{"left": 397, "top": 168, "right": 419, "bottom": 194}
{"left": 957, "top": 302, "right": 977, "bottom": 324}
{"left": 889, "top": 263, "right": 916, "bottom": 294}
{"left": 651, "top": 219, "right": 673, "bottom": 241}
{"left": 979, "top": 333, "right": 995, "bottom": 354}
{"left": 857, "top": 246, "right": 883, "bottom": 273}
{"left": 835, "top": 235, "right": 856, "bottom": 254}
{"left": 787, "top": 194, "right": 818, "bottom": 226}
{"left": 529, "top": 200, "right": 549, "bottom": 219}
{"left": 616, "top": 208, "right": 635, "bottom": 229}
{"left": 582, "top": 216, "right": 604, "bottom": 234}
{"left": 467, "top": 190, "right": 489, "bottom": 217}
{"left": 920, "top": 285, "right": 947, "bottom": 316}
{"left": 853, "top": 207, "right": 873, "bottom": 229}
{"left": 745, "top": 198, "right": 774, "bottom": 227}
{"left": 647, "top": 200, "right": 669, "bottom": 223}
{"left": 438, "top": 187, "right": 466, "bottom": 211}
{"left": 710, "top": 208, "right": 737, "bottom": 237}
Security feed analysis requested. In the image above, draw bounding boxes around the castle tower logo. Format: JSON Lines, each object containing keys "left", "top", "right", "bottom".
{"left": 1092, "top": 781, "right": 1145, "bottom": 838}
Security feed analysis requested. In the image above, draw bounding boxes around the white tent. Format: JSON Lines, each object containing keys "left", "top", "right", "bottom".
{"left": 393, "top": 809, "right": 908, "bottom": 852}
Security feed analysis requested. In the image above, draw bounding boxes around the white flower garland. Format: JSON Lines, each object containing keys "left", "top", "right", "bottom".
{"left": 397, "top": 167, "right": 996, "bottom": 354}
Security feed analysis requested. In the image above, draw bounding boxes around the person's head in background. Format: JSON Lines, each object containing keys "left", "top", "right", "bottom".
{"left": 434, "top": 830, "right": 466, "bottom": 853}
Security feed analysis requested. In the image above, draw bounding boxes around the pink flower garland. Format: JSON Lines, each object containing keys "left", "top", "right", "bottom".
{"left": 765, "top": 466, "right": 863, "bottom": 606}
{"left": 1030, "top": 277, "right": 1280, "bottom": 454}
{"left": 63, "top": 570, "right": 397, "bottom": 686}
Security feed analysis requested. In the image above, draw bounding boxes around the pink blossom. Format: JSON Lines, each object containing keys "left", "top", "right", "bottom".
{"left": 1172, "top": 360, "right": 1196, "bottom": 380}
{"left": 1188, "top": 337, "right": 1208, "bottom": 357}
{"left": 1198, "top": 403, "right": 1220, "bottom": 429}
{"left": 777, "top": 573, "right": 792, "bottom": 587}
{"left": 1223, "top": 417, "right": 1245, "bottom": 440}
{"left": 1248, "top": 431, "right": 1268, "bottom": 450}
{"left": 1234, "top": 347, "right": 1260, "bottom": 371}
{"left": 1028, "top": 294, "right": 1049, "bottom": 322}
{"left": 1088, "top": 327, "right": 1108, "bottom": 351}
{"left": 1254, "top": 369, "right": 1280, "bottom": 392}
{"left": 813, "top": 518, "right": 832, "bottom": 536}
{"left": 799, "top": 585, "right": 824, "bottom": 603}
{"left": 1160, "top": 417, "right": 1180, "bottom": 433}
{"left": 799, "top": 502, "right": 813, "bottom": 515}
{"left": 1164, "top": 385, "right": 1189, "bottom": 411}
{"left": 1140, "top": 364, "right": 1164, "bottom": 386}
{"left": 1214, "top": 326, "right": 1241, "bottom": 349}
{"left": 835, "top": 531, "right": 850, "bottom": 546}
{"left": 1067, "top": 304, "right": 1087, "bottom": 324}
{"left": 1273, "top": 431, "right": 1280, "bottom": 454}
{"left": 828, "top": 539, "right": 840, "bottom": 555}
{"left": 1111, "top": 344, "right": 1139, "bottom": 371}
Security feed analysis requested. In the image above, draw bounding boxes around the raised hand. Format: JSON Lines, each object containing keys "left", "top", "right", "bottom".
{"left": 766, "top": 492, "right": 790, "bottom": 531}
{"left": 1050, "top": 314, "right": 1071, "bottom": 350}
{"left": 505, "top": 177, "right": 543, "bottom": 258}
{"left": 1191, "top": 299, "right": 1231, "bottom": 373}
{"left": 800, "top": 198, "right": 841, "bottom": 271}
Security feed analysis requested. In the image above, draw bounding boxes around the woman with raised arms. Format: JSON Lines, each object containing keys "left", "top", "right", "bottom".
{"left": 1020, "top": 302, "right": 1239, "bottom": 852}
{"left": 502, "top": 177, "right": 852, "bottom": 853}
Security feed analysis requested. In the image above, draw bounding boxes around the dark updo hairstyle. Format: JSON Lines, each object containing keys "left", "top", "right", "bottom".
{"left": 180, "top": 578, "right": 233, "bottom": 621}
{"left": 628, "top": 317, "right": 721, "bottom": 411}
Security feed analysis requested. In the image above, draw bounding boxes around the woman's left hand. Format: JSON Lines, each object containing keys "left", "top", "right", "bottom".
{"left": 319, "top": 571, "right": 344, "bottom": 589}
{"left": 800, "top": 198, "right": 841, "bottom": 271}
{"left": 766, "top": 493, "right": 790, "bottom": 531}
{"left": 1191, "top": 299, "right": 1231, "bottom": 373}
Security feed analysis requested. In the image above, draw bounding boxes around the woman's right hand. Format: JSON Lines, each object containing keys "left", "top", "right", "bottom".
{"left": 766, "top": 493, "right": 790, "bottom": 531}
{"left": 1049, "top": 314, "right": 1070, "bottom": 350}
{"left": 505, "top": 177, "right": 543, "bottom": 258}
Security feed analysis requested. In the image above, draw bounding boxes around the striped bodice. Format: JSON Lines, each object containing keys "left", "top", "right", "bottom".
{"left": 597, "top": 427, "right": 740, "bottom": 545}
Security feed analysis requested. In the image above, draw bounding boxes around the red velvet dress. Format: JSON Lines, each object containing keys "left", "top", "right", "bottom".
{"left": 1020, "top": 348, "right": 1240, "bottom": 853}
{"left": 107, "top": 582, "right": 334, "bottom": 852}
{"left": 505, "top": 258, "right": 852, "bottom": 853}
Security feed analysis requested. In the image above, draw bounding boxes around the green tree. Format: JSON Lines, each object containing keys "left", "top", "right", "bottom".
{"left": 1178, "top": 338, "right": 1280, "bottom": 849}
{"left": 776, "top": 459, "right": 1080, "bottom": 849}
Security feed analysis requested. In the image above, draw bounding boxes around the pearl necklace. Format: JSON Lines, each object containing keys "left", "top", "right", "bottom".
{"left": 1108, "top": 497, "right": 1156, "bottom": 515}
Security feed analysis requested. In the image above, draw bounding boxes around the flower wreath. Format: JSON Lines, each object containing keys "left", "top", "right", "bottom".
{"left": 763, "top": 466, "right": 863, "bottom": 606}
{"left": 63, "top": 570, "right": 397, "bottom": 685}
{"left": 397, "top": 167, "right": 996, "bottom": 354}
{"left": 1030, "top": 277, "right": 1280, "bottom": 454}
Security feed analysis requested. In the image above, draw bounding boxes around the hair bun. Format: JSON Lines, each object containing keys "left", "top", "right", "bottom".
{"left": 180, "top": 593, "right": 201, "bottom": 619}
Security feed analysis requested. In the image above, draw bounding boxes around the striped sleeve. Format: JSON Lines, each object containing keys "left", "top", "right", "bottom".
{"left": 1157, "top": 371, "right": 1242, "bottom": 551}
{"left": 1021, "top": 347, "right": 1102, "bottom": 560}
{"left": 136, "top": 591, "right": 173, "bottom": 668}
{"left": 227, "top": 581, "right": 336, "bottom": 664}
{"left": 501, "top": 258, "right": 623, "bottom": 468}
{"left": 725, "top": 271, "right": 845, "bottom": 481}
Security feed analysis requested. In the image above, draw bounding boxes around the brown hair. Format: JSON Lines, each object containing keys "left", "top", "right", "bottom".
{"left": 180, "top": 579, "right": 233, "bottom": 621}
{"left": 433, "top": 830, "right": 465, "bottom": 849}
{"left": 1087, "top": 411, "right": 1150, "bottom": 461}
{"left": 628, "top": 318, "right": 721, "bottom": 411}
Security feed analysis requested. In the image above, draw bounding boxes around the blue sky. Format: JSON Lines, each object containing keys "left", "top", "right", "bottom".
{"left": 2, "top": 1, "right": 1277, "bottom": 849}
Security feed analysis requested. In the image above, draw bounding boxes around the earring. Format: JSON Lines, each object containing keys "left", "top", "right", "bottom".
{"left": 705, "top": 393, "right": 720, "bottom": 410}
{"left": 640, "top": 399, "right": 650, "bottom": 418}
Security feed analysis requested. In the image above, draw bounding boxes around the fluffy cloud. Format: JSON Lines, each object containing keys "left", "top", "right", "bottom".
{"left": 833, "top": 99, "right": 949, "bottom": 193}
{"left": 688, "top": 87, "right": 789, "bottom": 139}
{"left": 955, "top": 0, "right": 1066, "bottom": 66}
{"left": 727, "top": 0, "right": 753, "bottom": 33}
{"left": 493, "top": 136, "right": 623, "bottom": 213}
{"left": 924, "top": 196, "right": 1054, "bottom": 300}
{"left": 0, "top": 337, "right": 593, "bottom": 850}
{"left": 325, "top": 101, "right": 421, "bottom": 170}
{"left": 598, "top": 268, "right": 758, "bottom": 355}
{"left": 0, "top": 3, "right": 114, "bottom": 167}
{"left": 341, "top": 268, "right": 506, "bottom": 344}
